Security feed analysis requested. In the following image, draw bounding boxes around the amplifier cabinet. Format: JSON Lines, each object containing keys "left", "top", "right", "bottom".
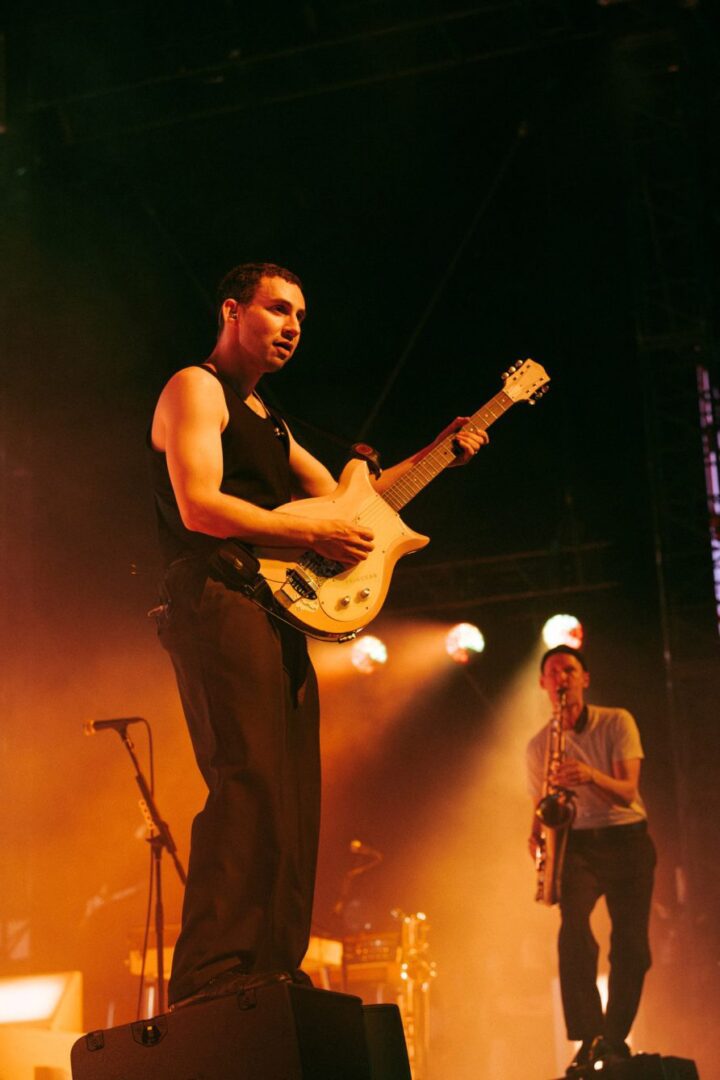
{"left": 363, "top": 1005, "right": 411, "bottom": 1080}
{"left": 71, "top": 983, "right": 371, "bottom": 1080}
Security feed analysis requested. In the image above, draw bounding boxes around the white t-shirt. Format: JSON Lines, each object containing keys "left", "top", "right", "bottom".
{"left": 527, "top": 703, "right": 648, "bottom": 830}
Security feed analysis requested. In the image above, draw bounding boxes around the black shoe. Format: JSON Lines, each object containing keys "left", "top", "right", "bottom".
{"left": 602, "top": 1039, "right": 632, "bottom": 1064}
{"left": 170, "top": 968, "right": 293, "bottom": 1010}
{"left": 586, "top": 1036, "right": 631, "bottom": 1066}
{"left": 565, "top": 1039, "right": 596, "bottom": 1075}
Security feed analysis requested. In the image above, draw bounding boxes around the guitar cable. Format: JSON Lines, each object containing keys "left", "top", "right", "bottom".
{"left": 237, "top": 575, "right": 359, "bottom": 643}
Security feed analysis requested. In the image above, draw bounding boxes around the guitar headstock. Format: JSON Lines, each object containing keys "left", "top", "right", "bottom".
{"left": 502, "top": 359, "right": 550, "bottom": 405}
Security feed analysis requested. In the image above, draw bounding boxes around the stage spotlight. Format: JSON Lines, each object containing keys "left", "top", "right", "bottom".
{"left": 351, "top": 634, "right": 388, "bottom": 674}
{"left": 445, "top": 623, "right": 485, "bottom": 664}
{"left": 542, "top": 614, "right": 583, "bottom": 649}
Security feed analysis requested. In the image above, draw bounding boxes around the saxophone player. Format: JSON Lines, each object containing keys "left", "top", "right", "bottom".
{"left": 526, "top": 645, "right": 656, "bottom": 1075}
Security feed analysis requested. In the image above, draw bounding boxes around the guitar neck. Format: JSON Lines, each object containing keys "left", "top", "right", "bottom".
{"left": 382, "top": 389, "right": 515, "bottom": 512}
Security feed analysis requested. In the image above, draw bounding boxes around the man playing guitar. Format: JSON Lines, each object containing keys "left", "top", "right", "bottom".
{"left": 148, "top": 261, "right": 487, "bottom": 1009}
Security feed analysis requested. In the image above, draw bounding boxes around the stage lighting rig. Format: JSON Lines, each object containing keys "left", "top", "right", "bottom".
{"left": 350, "top": 634, "right": 388, "bottom": 674}
{"left": 445, "top": 622, "right": 485, "bottom": 664}
{"left": 541, "top": 614, "right": 583, "bottom": 650}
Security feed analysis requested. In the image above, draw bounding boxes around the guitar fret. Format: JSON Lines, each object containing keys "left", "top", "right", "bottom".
{"left": 383, "top": 389, "right": 516, "bottom": 511}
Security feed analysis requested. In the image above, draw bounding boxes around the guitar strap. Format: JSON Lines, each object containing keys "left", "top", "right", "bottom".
{"left": 150, "top": 542, "right": 308, "bottom": 638}
{"left": 350, "top": 442, "right": 382, "bottom": 479}
{"left": 254, "top": 392, "right": 383, "bottom": 478}
{"left": 206, "top": 539, "right": 323, "bottom": 637}
{"left": 206, "top": 539, "right": 262, "bottom": 593}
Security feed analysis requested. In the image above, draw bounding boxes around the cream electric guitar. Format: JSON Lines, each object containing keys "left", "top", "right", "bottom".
{"left": 257, "top": 359, "right": 550, "bottom": 641}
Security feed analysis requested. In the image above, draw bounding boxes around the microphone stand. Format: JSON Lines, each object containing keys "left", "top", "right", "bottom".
{"left": 115, "top": 722, "right": 187, "bottom": 1016}
{"left": 332, "top": 843, "right": 383, "bottom": 992}
{"left": 332, "top": 846, "right": 383, "bottom": 924}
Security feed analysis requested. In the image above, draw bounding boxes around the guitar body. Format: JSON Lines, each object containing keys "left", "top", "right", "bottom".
{"left": 256, "top": 459, "right": 429, "bottom": 640}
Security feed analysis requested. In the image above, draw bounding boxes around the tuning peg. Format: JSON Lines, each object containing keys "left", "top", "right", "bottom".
{"left": 501, "top": 370, "right": 509, "bottom": 380}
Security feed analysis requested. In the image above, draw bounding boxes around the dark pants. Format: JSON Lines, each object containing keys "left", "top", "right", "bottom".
{"left": 157, "top": 561, "right": 321, "bottom": 1006}
{"left": 559, "top": 823, "right": 656, "bottom": 1044}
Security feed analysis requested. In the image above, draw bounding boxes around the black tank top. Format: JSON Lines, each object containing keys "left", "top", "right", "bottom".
{"left": 148, "top": 365, "right": 292, "bottom": 567}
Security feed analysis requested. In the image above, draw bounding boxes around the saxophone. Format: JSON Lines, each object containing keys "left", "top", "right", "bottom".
{"left": 534, "top": 687, "right": 576, "bottom": 905}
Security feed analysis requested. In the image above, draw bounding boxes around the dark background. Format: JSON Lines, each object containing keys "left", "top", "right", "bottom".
{"left": 1, "top": 2, "right": 718, "bottom": 1076}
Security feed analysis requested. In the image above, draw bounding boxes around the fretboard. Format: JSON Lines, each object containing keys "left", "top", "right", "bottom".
{"left": 382, "top": 390, "right": 515, "bottom": 512}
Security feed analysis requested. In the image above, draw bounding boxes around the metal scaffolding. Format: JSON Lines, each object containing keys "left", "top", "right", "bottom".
{"left": 386, "top": 540, "right": 616, "bottom": 614}
{"left": 611, "top": 4, "right": 720, "bottom": 1043}
{"left": 15, "top": 3, "right": 600, "bottom": 146}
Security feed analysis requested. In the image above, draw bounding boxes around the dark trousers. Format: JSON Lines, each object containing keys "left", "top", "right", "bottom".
{"left": 559, "top": 824, "right": 656, "bottom": 1044}
{"left": 157, "top": 562, "right": 321, "bottom": 1006}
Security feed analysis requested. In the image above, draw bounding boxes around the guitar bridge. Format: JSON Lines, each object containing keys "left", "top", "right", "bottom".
{"left": 282, "top": 568, "right": 318, "bottom": 602}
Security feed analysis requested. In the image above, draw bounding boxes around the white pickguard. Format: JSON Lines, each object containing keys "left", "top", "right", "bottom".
{"left": 256, "top": 460, "right": 428, "bottom": 638}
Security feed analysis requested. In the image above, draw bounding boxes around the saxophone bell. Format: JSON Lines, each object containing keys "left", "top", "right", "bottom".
{"left": 536, "top": 790, "right": 576, "bottom": 829}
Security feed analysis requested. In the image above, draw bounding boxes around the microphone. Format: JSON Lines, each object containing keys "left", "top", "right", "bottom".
{"left": 349, "top": 838, "right": 383, "bottom": 860}
{"left": 84, "top": 716, "right": 145, "bottom": 736}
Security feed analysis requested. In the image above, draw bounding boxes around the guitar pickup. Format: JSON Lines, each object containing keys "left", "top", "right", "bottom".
{"left": 303, "top": 553, "right": 344, "bottom": 578}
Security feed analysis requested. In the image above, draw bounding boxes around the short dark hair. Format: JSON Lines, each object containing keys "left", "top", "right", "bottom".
{"left": 216, "top": 262, "right": 304, "bottom": 329}
{"left": 540, "top": 644, "right": 588, "bottom": 673}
